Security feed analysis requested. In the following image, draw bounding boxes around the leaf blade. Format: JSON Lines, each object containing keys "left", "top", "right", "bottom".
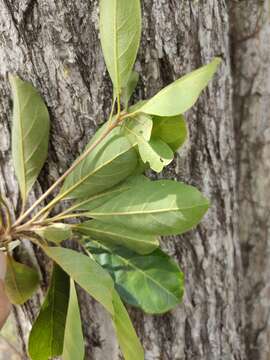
{"left": 77, "top": 220, "right": 159, "bottom": 255}
{"left": 88, "top": 242, "right": 184, "bottom": 314}
{"left": 112, "top": 289, "right": 144, "bottom": 360}
{"left": 99, "top": 0, "right": 142, "bottom": 94}
{"left": 63, "top": 280, "right": 85, "bottom": 360}
{"left": 10, "top": 75, "right": 50, "bottom": 203}
{"left": 87, "top": 180, "right": 209, "bottom": 236}
{"left": 43, "top": 247, "right": 114, "bottom": 313}
{"left": 138, "top": 58, "right": 221, "bottom": 116}
{"left": 61, "top": 127, "right": 138, "bottom": 199}
{"left": 28, "top": 264, "right": 70, "bottom": 360}
{"left": 5, "top": 256, "right": 39, "bottom": 305}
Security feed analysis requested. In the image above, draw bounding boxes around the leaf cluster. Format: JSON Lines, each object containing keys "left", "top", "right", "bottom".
{"left": 0, "top": 1, "right": 221, "bottom": 359}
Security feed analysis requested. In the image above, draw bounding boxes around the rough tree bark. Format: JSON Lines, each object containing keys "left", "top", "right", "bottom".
{"left": 1, "top": 1, "right": 267, "bottom": 359}
{"left": 231, "top": 2, "right": 270, "bottom": 359}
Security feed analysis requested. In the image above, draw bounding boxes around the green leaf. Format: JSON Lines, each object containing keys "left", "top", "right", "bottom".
{"left": 76, "top": 220, "right": 159, "bottom": 255}
{"left": 87, "top": 179, "right": 209, "bottom": 236}
{"left": 138, "top": 138, "right": 174, "bottom": 173}
{"left": 112, "top": 289, "right": 144, "bottom": 360}
{"left": 9, "top": 75, "right": 50, "bottom": 204}
{"left": 152, "top": 115, "right": 188, "bottom": 152}
{"left": 137, "top": 58, "right": 221, "bottom": 116}
{"left": 123, "top": 114, "right": 153, "bottom": 144}
{"left": 44, "top": 247, "right": 143, "bottom": 360}
{"left": 99, "top": 0, "right": 142, "bottom": 94}
{"left": 63, "top": 280, "right": 85, "bottom": 360}
{"left": 28, "top": 264, "right": 70, "bottom": 360}
{"left": 122, "top": 71, "right": 139, "bottom": 109}
{"left": 61, "top": 127, "right": 138, "bottom": 199}
{"left": 35, "top": 223, "right": 72, "bottom": 244}
{"left": 43, "top": 246, "right": 114, "bottom": 313}
{"left": 87, "top": 242, "right": 184, "bottom": 314}
{"left": 123, "top": 115, "right": 173, "bottom": 172}
{"left": 5, "top": 256, "right": 39, "bottom": 305}
{"left": 78, "top": 175, "right": 149, "bottom": 212}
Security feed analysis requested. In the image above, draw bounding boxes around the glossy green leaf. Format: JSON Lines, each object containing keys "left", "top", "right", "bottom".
{"left": 87, "top": 242, "right": 184, "bottom": 314}
{"left": 138, "top": 138, "right": 174, "bottom": 173}
{"left": 10, "top": 75, "right": 50, "bottom": 204}
{"left": 35, "top": 223, "right": 72, "bottom": 244}
{"left": 99, "top": 0, "right": 142, "bottom": 94}
{"left": 63, "top": 280, "right": 85, "bottom": 360}
{"left": 78, "top": 175, "right": 149, "bottom": 212}
{"left": 43, "top": 246, "right": 114, "bottom": 313}
{"left": 5, "top": 256, "right": 39, "bottom": 305}
{"left": 61, "top": 127, "right": 138, "bottom": 199}
{"left": 136, "top": 58, "right": 221, "bottom": 116}
{"left": 152, "top": 115, "right": 188, "bottom": 152}
{"left": 87, "top": 180, "right": 209, "bottom": 236}
{"left": 122, "top": 71, "right": 139, "bottom": 108}
{"left": 76, "top": 220, "right": 159, "bottom": 255}
{"left": 28, "top": 264, "right": 70, "bottom": 360}
{"left": 112, "top": 289, "right": 144, "bottom": 360}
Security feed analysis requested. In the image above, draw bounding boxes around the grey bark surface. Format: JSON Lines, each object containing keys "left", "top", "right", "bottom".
{"left": 231, "top": 2, "right": 270, "bottom": 360}
{"left": 0, "top": 1, "right": 256, "bottom": 359}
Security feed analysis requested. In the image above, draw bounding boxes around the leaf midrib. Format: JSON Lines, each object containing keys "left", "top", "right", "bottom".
{"left": 89, "top": 203, "right": 208, "bottom": 217}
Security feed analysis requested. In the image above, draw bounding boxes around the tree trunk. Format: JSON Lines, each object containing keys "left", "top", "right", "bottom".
{"left": 1, "top": 1, "right": 267, "bottom": 359}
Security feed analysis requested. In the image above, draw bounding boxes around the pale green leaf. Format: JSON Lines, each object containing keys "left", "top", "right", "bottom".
{"left": 87, "top": 242, "right": 184, "bottom": 314}
{"left": 5, "top": 256, "right": 39, "bottom": 305}
{"left": 99, "top": 0, "right": 142, "bottom": 94}
{"left": 122, "top": 71, "right": 139, "bottom": 108}
{"left": 28, "top": 264, "right": 70, "bottom": 360}
{"left": 87, "top": 180, "right": 209, "bottom": 235}
{"left": 123, "top": 115, "right": 173, "bottom": 172}
{"left": 152, "top": 115, "right": 188, "bottom": 152}
{"left": 112, "top": 289, "right": 144, "bottom": 360}
{"left": 10, "top": 75, "right": 50, "bottom": 203}
{"left": 76, "top": 220, "right": 159, "bottom": 255}
{"left": 123, "top": 114, "right": 153, "bottom": 144}
{"left": 138, "top": 138, "right": 174, "bottom": 173}
{"left": 43, "top": 246, "right": 114, "bottom": 313}
{"left": 63, "top": 280, "right": 85, "bottom": 360}
{"left": 61, "top": 127, "right": 138, "bottom": 199}
{"left": 136, "top": 58, "right": 221, "bottom": 116}
{"left": 35, "top": 223, "right": 72, "bottom": 244}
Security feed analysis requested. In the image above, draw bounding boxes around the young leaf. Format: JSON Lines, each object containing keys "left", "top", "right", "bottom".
{"left": 122, "top": 71, "right": 139, "bottom": 109}
{"left": 61, "top": 127, "right": 138, "bottom": 199}
{"left": 63, "top": 280, "right": 85, "bottom": 360}
{"left": 87, "top": 242, "right": 184, "bottom": 314}
{"left": 9, "top": 75, "right": 50, "bottom": 204}
{"left": 28, "top": 264, "right": 70, "bottom": 360}
{"left": 112, "top": 289, "right": 144, "bottom": 360}
{"left": 87, "top": 180, "right": 209, "bottom": 236}
{"left": 138, "top": 138, "right": 174, "bottom": 173}
{"left": 76, "top": 220, "right": 159, "bottom": 255}
{"left": 35, "top": 223, "right": 72, "bottom": 244}
{"left": 123, "top": 114, "right": 153, "bottom": 144}
{"left": 43, "top": 246, "right": 114, "bottom": 313}
{"left": 152, "top": 115, "right": 188, "bottom": 152}
{"left": 99, "top": 0, "right": 142, "bottom": 94}
{"left": 5, "top": 256, "right": 39, "bottom": 305}
{"left": 123, "top": 115, "right": 173, "bottom": 172}
{"left": 136, "top": 58, "right": 221, "bottom": 116}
